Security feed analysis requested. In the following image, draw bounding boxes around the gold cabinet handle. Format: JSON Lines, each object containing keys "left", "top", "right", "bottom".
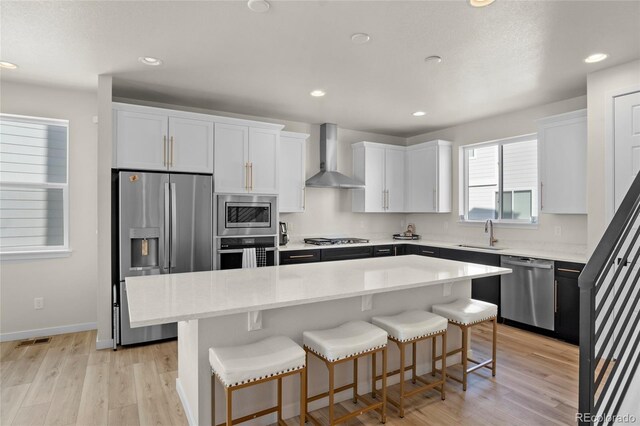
{"left": 250, "top": 162, "right": 253, "bottom": 191}
{"left": 540, "top": 182, "right": 544, "bottom": 210}
{"left": 163, "top": 136, "right": 167, "bottom": 166}
{"left": 170, "top": 136, "right": 174, "bottom": 167}
{"left": 557, "top": 267, "right": 581, "bottom": 274}
{"left": 554, "top": 279, "right": 558, "bottom": 313}
{"left": 302, "top": 187, "right": 306, "bottom": 210}
{"left": 290, "top": 254, "right": 314, "bottom": 259}
{"left": 245, "top": 163, "right": 249, "bottom": 191}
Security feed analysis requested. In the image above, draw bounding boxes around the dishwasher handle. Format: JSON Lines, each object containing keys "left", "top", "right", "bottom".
{"left": 501, "top": 259, "right": 554, "bottom": 269}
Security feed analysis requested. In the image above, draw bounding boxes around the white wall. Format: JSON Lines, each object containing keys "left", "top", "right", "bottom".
{"left": 586, "top": 59, "right": 640, "bottom": 256}
{"left": 404, "top": 95, "right": 588, "bottom": 254}
{"left": 0, "top": 81, "right": 98, "bottom": 339}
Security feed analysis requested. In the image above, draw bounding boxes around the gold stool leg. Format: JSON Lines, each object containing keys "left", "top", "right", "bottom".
{"left": 492, "top": 317, "right": 498, "bottom": 377}
{"left": 398, "top": 341, "right": 405, "bottom": 418}
{"left": 441, "top": 331, "right": 447, "bottom": 400}
{"left": 277, "top": 377, "right": 283, "bottom": 424}
{"left": 461, "top": 325, "right": 468, "bottom": 392}
{"left": 328, "top": 362, "right": 335, "bottom": 426}
{"left": 300, "top": 368, "right": 306, "bottom": 425}
{"left": 353, "top": 357, "right": 359, "bottom": 403}
{"left": 225, "top": 387, "right": 233, "bottom": 426}
{"left": 381, "top": 347, "right": 388, "bottom": 424}
{"left": 431, "top": 335, "right": 437, "bottom": 377}
{"left": 211, "top": 375, "right": 216, "bottom": 426}
{"left": 372, "top": 351, "right": 377, "bottom": 399}
{"left": 412, "top": 342, "right": 417, "bottom": 384}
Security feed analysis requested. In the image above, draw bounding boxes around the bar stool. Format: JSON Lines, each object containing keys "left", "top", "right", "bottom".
{"left": 303, "top": 320, "right": 388, "bottom": 425}
{"left": 371, "top": 310, "right": 448, "bottom": 418}
{"left": 209, "top": 336, "right": 306, "bottom": 426}
{"left": 432, "top": 298, "right": 498, "bottom": 391}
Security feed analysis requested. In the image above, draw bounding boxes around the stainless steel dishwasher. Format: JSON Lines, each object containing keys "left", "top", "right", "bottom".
{"left": 500, "top": 256, "right": 555, "bottom": 330}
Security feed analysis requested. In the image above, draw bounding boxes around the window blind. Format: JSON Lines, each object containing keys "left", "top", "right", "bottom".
{"left": 0, "top": 115, "right": 69, "bottom": 252}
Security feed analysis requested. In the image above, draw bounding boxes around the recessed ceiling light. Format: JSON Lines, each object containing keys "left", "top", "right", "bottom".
{"left": 412, "top": 111, "right": 426, "bottom": 117}
{"left": 469, "top": 0, "right": 495, "bottom": 7}
{"left": 247, "top": 0, "right": 270, "bottom": 13}
{"left": 351, "top": 33, "right": 371, "bottom": 45}
{"left": 138, "top": 56, "right": 163, "bottom": 66}
{"left": 0, "top": 61, "right": 18, "bottom": 70}
{"left": 424, "top": 55, "right": 443, "bottom": 64}
{"left": 310, "top": 90, "right": 326, "bottom": 97}
{"left": 584, "top": 53, "right": 608, "bottom": 63}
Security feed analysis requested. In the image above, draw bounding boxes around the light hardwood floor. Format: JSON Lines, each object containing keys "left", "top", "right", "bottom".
{"left": 0, "top": 324, "right": 578, "bottom": 426}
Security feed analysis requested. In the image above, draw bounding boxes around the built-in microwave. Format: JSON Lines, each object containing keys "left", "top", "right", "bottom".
{"left": 216, "top": 194, "right": 277, "bottom": 236}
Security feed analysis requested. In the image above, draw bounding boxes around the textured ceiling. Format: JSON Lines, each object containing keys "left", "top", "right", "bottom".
{"left": 1, "top": 1, "right": 639, "bottom": 136}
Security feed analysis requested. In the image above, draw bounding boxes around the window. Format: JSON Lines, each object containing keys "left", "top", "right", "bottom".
{"left": 0, "top": 114, "right": 69, "bottom": 256}
{"left": 461, "top": 134, "right": 538, "bottom": 223}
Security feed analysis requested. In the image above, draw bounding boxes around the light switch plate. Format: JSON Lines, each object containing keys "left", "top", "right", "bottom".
{"left": 361, "top": 295, "right": 373, "bottom": 311}
{"left": 247, "top": 311, "right": 262, "bottom": 331}
{"left": 443, "top": 283, "right": 453, "bottom": 297}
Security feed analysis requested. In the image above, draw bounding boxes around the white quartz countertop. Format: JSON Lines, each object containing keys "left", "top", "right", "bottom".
{"left": 279, "top": 238, "right": 587, "bottom": 264}
{"left": 126, "top": 255, "right": 511, "bottom": 328}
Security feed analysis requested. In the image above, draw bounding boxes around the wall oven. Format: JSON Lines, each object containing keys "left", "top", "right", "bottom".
{"left": 216, "top": 194, "right": 277, "bottom": 236}
{"left": 217, "top": 236, "right": 277, "bottom": 270}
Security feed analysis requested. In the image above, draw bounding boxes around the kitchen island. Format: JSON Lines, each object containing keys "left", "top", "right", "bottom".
{"left": 126, "top": 255, "right": 510, "bottom": 426}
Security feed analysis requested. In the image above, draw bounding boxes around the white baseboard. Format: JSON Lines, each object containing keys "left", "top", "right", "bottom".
{"left": 0, "top": 322, "right": 97, "bottom": 342}
{"left": 176, "top": 378, "right": 197, "bottom": 426}
{"left": 96, "top": 338, "right": 114, "bottom": 350}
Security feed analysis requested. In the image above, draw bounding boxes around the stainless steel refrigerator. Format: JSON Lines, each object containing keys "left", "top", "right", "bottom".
{"left": 115, "top": 171, "right": 212, "bottom": 346}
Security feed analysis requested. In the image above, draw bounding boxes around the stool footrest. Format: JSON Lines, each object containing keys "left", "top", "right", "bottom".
{"left": 215, "top": 405, "right": 279, "bottom": 426}
{"left": 307, "top": 383, "right": 355, "bottom": 403}
{"left": 306, "top": 394, "right": 384, "bottom": 426}
{"left": 466, "top": 358, "right": 493, "bottom": 373}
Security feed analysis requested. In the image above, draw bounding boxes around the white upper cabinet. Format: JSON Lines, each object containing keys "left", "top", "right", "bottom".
{"left": 405, "top": 140, "right": 452, "bottom": 213}
{"left": 279, "top": 131, "right": 308, "bottom": 213}
{"left": 214, "top": 123, "right": 249, "bottom": 192}
{"left": 214, "top": 123, "right": 280, "bottom": 194}
{"left": 114, "top": 103, "right": 213, "bottom": 173}
{"left": 115, "top": 109, "right": 169, "bottom": 171}
{"left": 168, "top": 116, "right": 213, "bottom": 173}
{"left": 537, "top": 109, "right": 587, "bottom": 214}
{"left": 248, "top": 127, "right": 279, "bottom": 194}
{"left": 352, "top": 142, "right": 406, "bottom": 213}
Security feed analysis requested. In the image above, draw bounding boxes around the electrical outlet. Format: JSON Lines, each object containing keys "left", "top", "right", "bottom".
{"left": 554, "top": 226, "right": 562, "bottom": 237}
{"left": 34, "top": 297, "right": 44, "bottom": 310}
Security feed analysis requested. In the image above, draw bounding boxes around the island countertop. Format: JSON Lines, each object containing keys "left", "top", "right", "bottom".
{"left": 126, "top": 255, "right": 511, "bottom": 327}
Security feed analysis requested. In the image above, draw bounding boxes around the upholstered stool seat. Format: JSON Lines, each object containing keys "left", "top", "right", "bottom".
{"left": 303, "top": 321, "right": 388, "bottom": 425}
{"left": 432, "top": 298, "right": 498, "bottom": 391}
{"left": 432, "top": 298, "right": 497, "bottom": 326}
{"left": 372, "top": 311, "right": 448, "bottom": 417}
{"left": 209, "top": 336, "right": 306, "bottom": 426}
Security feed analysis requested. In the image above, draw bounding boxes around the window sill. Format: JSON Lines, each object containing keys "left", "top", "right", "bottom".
{"left": 457, "top": 220, "right": 539, "bottom": 230}
{"left": 1, "top": 249, "right": 73, "bottom": 262}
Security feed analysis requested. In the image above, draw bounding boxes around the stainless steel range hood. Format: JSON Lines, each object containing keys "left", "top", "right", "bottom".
{"left": 305, "top": 123, "right": 365, "bottom": 189}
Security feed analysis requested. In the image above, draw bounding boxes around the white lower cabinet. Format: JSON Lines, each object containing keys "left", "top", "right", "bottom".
{"left": 405, "top": 140, "right": 452, "bottom": 213}
{"left": 279, "top": 131, "right": 308, "bottom": 213}
{"left": 352, "top": 140, "right": 451, "bottom": 213}
{"left": 352, "top": 143, "right": 406, "bottom": 213}
{"left": 537, "top": 109, "right": 587, "bottom": 214}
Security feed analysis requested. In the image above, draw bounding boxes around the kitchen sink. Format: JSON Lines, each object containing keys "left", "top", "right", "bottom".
{"left": 457, "top": 244, "right": 505, "bottom": 251}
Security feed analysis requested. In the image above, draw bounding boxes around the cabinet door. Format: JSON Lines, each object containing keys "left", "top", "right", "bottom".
{"left": 214, "top": 123, "right": 248, "bottom": 193}
{"left": 555, "top": 276, "right": 580, "bottom": 344}
{"left": 116, "top": 110, "right": 168, "bottom": 171}
{"left": 279, "top": 135, "right": 306, "bottom": 212}
{"left": 169, "top": 117, "right": 214, "bottom": 173}
{"left": 321, "top": 246, "right": 373, "bottom": 262}
{"left": 538, "top": 113, "right": 587, "bottom": 214}
{"left": 385, "top": 148, "right": 405, "bottom": 212}
{"left": 280, "top": 249, "right": 321, "bottom": 265}
{"left": 365, "top": 146, "right": 386, "bottom": 212}
{"left": 248, "top": 128, "right": 279, "bottom": 194}
{"left": 406, "top": 145, "right": 438, "bottom": 212}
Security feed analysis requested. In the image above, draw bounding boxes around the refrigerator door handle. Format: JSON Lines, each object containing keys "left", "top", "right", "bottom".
{"left": 171, "top": 182, "right": 177, "bottom": 269}
{"left": 164, "top": 182, "right": 170, "bottom": 270}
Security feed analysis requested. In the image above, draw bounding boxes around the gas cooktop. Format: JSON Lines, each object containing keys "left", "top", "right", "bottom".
{"left": 304, "top": 237, "right": 370, "bottom": 246}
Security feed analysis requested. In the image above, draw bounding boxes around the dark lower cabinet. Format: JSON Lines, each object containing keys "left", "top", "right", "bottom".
{"left": 555, "top": 261, "right": 584, "bottom": 345}
{"left": 406, "top": 245, "right": 440, "bottom": 258}
{"left": 439, "top": 248, "right": 501, "bottom": 317}
{"left": 321, "top": 246, "right": 373, "bottom": 262}
{"left": 279, "top": 249, "right": 321, "bottom": 265}
{"left": 374, "top": 244, "right": 406, "bottom": 257}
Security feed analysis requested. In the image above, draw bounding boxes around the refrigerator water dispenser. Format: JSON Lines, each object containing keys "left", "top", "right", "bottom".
{"left": 129, "top": 228, "right": 159, "bottom": 269}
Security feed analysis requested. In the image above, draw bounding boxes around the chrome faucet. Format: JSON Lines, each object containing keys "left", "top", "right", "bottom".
{"left": 485, "top": 219, "right": 498, "bottom": 247}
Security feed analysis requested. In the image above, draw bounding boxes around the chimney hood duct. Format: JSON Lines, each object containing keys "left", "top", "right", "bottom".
{"left": 305, "top": 123, "right": 365, "bottom": 189}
